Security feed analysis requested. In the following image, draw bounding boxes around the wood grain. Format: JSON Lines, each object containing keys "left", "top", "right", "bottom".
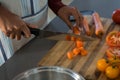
{"left": 38, "top": 16, "right": 120, "bottom": 80}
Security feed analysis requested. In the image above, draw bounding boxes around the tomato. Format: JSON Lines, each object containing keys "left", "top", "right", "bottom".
{"left": 106, "top": 31, "right": 120, "bottom": 47}
{"left": 112, "top": 9, "right": 120, "bottom": 24}
{"left": 108, "top": 57, "right": 120, "bottom": 66}
{"left": 105, "top": 66, "right": 119, "bottom": 79}
{"left": 106, "top": 47, "right": 120, "bottom": 58}
{"left": 96, "top": 59, "right": 109, "bottom": 72}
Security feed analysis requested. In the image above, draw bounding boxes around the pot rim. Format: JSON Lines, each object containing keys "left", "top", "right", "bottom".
{"left": 13, "top": 66, "right": 85, "bottom": 80}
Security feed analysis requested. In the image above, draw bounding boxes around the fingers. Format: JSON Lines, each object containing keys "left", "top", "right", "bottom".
{"left": 4, "top": 23, "right": 31, "bottom": 40}
{"left": 19, "top": 22, "right": 31, "bottom": 38}
{"left": 58, "top": 6, "right": 84, "bottom": 29}
{"left": 15, "top": 31, "right": 21, "bottom": 40}
{"left": 71, "top": 7, "right": 83, "bottom": 27}
{"left": 10, "top": 33, "right": 15, "bottom": 39}
{"left": 63, "top": 17, "right": 73, "bottom": 29}
{"left": 0, "top": 19, "right": 11, "bottom": 36}
{"left": 27, "top": 23, "right": 38, "bottom": 28}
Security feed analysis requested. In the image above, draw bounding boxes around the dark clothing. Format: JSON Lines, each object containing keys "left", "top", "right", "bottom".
{"left": 48, "top": 0, "right": 66, "bottom": 14}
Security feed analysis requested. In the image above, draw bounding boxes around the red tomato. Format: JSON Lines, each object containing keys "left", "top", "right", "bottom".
{"left": 106, "top": 31, "right": 120, "bottom": 47}
{"left": 106, "top": 47, "right": 120, "bottom": 58}
{"left": 112, "top": 9, "right": 120, "bottom": 24}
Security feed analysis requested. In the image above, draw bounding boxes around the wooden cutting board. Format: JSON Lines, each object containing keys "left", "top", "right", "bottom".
{"left": 38, "top": 16, "right": 120, "bottom": 80}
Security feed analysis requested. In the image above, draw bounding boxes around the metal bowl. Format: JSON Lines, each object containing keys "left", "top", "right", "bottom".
{"left": 13, "top": 66, "right": 85, "bottom": 80}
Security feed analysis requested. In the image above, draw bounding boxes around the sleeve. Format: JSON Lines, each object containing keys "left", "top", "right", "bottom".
{"left": 48, "top": 0, "right": 66, "bottom": 15}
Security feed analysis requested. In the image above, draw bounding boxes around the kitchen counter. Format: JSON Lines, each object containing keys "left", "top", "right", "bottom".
{"left": 38, "top": 16, "right": 120, "bottom": 80}
{"left": 1, "top": 0, "right": 120, "bottom": 80}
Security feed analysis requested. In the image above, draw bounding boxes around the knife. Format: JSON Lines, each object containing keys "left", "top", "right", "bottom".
{"left": 24, "top": 27, "right": 95, "bottom": 41}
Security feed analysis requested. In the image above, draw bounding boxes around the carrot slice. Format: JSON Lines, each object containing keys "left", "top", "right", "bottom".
{"left": 72, "top": 24, "right": 81, "bottom": 35}
{"left": 65, "top": 35, "right": 71, "bottom": 41}
{"left": 92, "top": 12, "right": 104, "bottom": 38}
{"left": 76, "top": 40, "right": 84, "bottom": 48}
{"left": 81, "top": 49, "right": 88, "bottom": 56}
{"left": 67, "top": 51, "right": 74, "bottom": 59}
{"left": 72, "top": 47, "right": 81, "bottom": 56}
{"left": 71, "top": 36, "right": 76, "bottom": 41}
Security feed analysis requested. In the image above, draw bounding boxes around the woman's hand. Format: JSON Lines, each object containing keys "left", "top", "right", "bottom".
{"left": 0, "top": 6, "right": 33, "bottom": 40}
{"left": 57, "top": 6, "right": 83, "bottom": 29}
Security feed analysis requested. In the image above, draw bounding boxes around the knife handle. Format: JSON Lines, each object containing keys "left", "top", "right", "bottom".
{"left": 22, "top": 27, "right": 40, "bottom": 36}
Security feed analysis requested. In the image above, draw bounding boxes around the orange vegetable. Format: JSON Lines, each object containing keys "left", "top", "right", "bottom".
{"left": 67, "top": 51, "right": 74, "bottom": 59}
{"left": 65, "top": 35, "right": 71, "bottom": 41}
{"left": 78, "top": 47, "right": 84, "bottom": 51}
{"left": 71, "top": 36, "right": 76, "bottom": 41}
{"left": 72, "top": 24, "right": 81, "bottom": 35}
{"left": 76, "top": 37, "right": 82, "bottom": 41}
{"left": 66, "top": 35, "right": 88, "bottom": 59}
{"left": 108, "top": 57, "right": 120, "bottom": 65}
{"left": 96, "top": 58, "right": 109, "bottom": 72}
{"left": 92, "top": 12, "right": 104, "bottom": 38}
{"left": 76, "top": 40, "right": 83, "bottom": 48}
{"left": 72, "top": 47, "right": 80, "bottom": 56}
{"left": 105, "top": 66, "right": 119, "bottom": 79}
{"left": 81, "top": 49, "right": 88, "bottom": 56}
{"left": 83, "top": 16, "right": 91, "bottom": 36}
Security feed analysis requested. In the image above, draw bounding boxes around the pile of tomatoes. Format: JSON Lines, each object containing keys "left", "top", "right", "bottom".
{"left": 106, "top": 31, "right": 120, "bottom": 58}
{"left": 96, "top": 31, "right": 120, "bottom": 79}
{"left": 97, "top": 58, "right": 120, "bottom": 79}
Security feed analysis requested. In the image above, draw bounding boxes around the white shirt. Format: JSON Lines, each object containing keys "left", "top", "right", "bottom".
{"left": 0, "top": 0, "right": 48, "bottom": 66}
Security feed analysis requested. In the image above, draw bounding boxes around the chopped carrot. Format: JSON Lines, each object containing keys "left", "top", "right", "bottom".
{"left": 92, "top": 12, "right": 104, "bottom": 38}
{"left": 67, "top": 51, "right": 74, "bottom": 59}
{"left": 72, "top": 47, "right": 81, "bottom": 56}
{"left": 76, "top": 40, "right": 84, "bottom": 48}
{"left": 65, "top": 35, "right": 71, "bottom": 41}
{"left": 72, "top": 24, "right": 81, "bottom": 35}
{"left": 76, "top": 37, "right": 82, "bottom": 41}
{"left": 81, "top": 49, "right": 88, "bottom": 56}
{"left": 78, "top": 47, "right": 84, "bottom": 51}
{"left": 71, "top": 36, "right": 76, "bottom": 41}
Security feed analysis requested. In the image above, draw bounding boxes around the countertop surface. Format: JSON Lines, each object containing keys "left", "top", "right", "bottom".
{"left": 1, "top": 0, "right": 120, "bottom": 80}
{"left": 38, "top": 16, "right": 120, "bottom": 80}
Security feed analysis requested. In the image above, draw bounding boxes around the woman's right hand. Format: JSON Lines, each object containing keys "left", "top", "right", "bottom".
{"left": 0, "top": 5, "right": 32, "bottom": 40}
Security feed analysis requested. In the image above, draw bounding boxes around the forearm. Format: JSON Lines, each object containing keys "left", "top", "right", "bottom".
{"left": 48, "top": 0, "right": 66, "bottom": 15}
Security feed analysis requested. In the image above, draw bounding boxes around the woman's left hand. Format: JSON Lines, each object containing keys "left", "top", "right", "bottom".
{"left": 57, "top": 6, "right": 83, "bottom": 29}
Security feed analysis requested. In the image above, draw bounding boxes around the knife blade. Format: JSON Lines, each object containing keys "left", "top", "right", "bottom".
{"left": 25, "top": 27, "right": 95, "bottom": 41}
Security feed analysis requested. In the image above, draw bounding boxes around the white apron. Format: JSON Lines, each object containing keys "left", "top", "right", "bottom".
{"left": 0, "top": 0, "right": 48, "bottom": 66}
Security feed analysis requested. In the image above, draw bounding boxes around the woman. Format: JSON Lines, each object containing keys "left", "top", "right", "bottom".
{"left": 0, "top": 0, "right": 83, "bottom": 66}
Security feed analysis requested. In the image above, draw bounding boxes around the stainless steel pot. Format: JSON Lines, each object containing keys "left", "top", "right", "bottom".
{"left": 13, "top": 66, "right": 85, "bottom": 80}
